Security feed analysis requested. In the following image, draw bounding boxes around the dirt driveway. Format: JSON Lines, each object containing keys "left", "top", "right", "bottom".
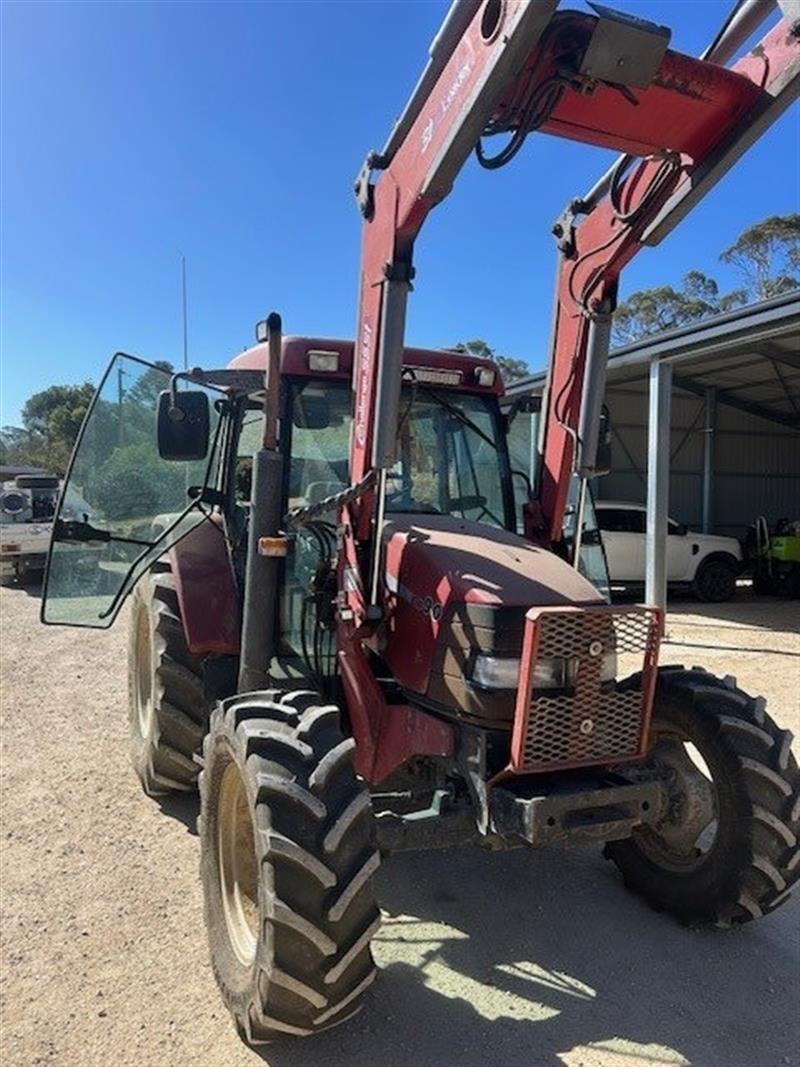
{"left": 1, "top": 584, "right": 798, "bottom": 1067}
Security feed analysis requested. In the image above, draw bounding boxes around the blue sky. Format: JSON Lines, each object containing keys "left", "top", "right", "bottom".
{"left": 1, "top": 0, "right": 798, "bottom": 426}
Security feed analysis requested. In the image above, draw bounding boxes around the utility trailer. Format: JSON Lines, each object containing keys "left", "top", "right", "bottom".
{"left": 42, "top": 0, "right": 799, "bottom": 1045}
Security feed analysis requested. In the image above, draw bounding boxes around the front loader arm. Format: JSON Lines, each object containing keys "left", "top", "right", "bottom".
{"left": 348, "top": 0, "right": 800, "bottom": 615}
{"left": 537, "top": 11, "right": 800, "bottom": 543}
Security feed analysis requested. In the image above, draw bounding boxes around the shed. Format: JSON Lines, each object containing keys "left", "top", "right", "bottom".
{"left": 505, "top": 292, "right": 800, "bottom": 609}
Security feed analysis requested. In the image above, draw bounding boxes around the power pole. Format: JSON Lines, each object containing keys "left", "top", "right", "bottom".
{"left": 180, "top": 251, "right": 189, "bottom": 371}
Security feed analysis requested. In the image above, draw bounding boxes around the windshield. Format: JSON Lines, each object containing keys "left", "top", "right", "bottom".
{"left": 279, "top": 379, "right": 512, "bottom": 665}
{"left": 386, "top": 386, "right": 511, "bottom": 528}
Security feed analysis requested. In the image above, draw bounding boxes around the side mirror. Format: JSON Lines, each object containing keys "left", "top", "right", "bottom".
{"left": 670, "top": 522, "right": 688, "bottom": 537}
{"left": 157, "top": 389, "right": 210, "bottom": 461}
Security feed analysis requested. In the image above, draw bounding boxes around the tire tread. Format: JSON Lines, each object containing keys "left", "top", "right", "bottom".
{"left": 200, "top": 689, "right": 380, "bottom": 1043}
{"left": 606, "top": 667, "right": 799, "bottom": 927}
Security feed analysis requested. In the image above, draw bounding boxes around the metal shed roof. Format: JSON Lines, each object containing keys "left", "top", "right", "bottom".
{"left": 507, "top": 292, "right": 800, "bottom": 430}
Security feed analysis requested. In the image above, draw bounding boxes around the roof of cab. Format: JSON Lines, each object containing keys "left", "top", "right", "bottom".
{"left": 228, "top": 336, "right": 504, "bottom": 395}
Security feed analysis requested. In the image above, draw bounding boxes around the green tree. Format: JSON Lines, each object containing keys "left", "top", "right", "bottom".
{"left": 21, "top": 382, "right": 95, "bottom": 437}
{"left": 613, "top": 214, "right": 799, "bottom": 346}
{"left": 613, "top": 270, "right": 746, "bottom": 346}
{"left": 123, "top": 360, "right": 174, "bottom": 408}
{"left": 93, "top": 440, "right": 184, "bottom": 524}
{"left": 0, "top": 425, "right": 46, "bottom": 469}
{"left": 0, "top": 361, "right": 175, "bottom": 477}
{"left": 2, "top": 381, "right": 97, "bottom": 474}
{"left": 454, "top": 339, "right": 530, "bottom": 383}
{"left": 720, "top": 214, "right": 800, "bottom": 300}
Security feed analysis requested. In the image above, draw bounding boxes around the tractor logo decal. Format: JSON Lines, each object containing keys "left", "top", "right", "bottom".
{"left": 386, "top": 570, "right": 443, "bottom": 620}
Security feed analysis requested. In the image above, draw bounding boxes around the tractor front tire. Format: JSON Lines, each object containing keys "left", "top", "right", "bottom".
{"left": 127, "top": 567, "right": 207, "bottom": 795}
{"left": 199, "top": 689, "right": 380, "bottom": 1042}
{"left": 606, "top": 668, "right": 799, "bottom": 926}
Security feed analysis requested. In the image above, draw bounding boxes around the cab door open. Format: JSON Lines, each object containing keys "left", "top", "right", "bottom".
{"left": 41, "top": 353, "right": 226, "bottom": 629}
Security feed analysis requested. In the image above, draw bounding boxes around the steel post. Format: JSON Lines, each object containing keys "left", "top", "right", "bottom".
{"left": 702, "top": 386, "right": 716, "bottom": 534}
{"left": 646, "top": 360, "right": 672, "bottom": 614}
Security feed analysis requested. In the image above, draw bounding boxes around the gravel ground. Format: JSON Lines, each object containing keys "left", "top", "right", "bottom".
{"left": 1, "top": 583, "right": 798, "bottom": 1067}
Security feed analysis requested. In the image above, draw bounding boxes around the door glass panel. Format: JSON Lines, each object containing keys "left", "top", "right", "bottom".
{"left": 282, "top": 381, "right": 352, "bottom": 658}
{"left": 506, "top": 408, "right": 538, "bottom": 532}
{"left": 234, "top": 407, "right": 265, "bottom": 503}
{"left": 42, "top": 353, "right": 225, "bottom": 628}
{"left": 563, "top": 478, "right": 611, "bottom": 601}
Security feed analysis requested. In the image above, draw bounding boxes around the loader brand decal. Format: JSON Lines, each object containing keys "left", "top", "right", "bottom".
{"left": 421, "top": 54, "right": 474, "bottom": 155}
{"left": 355, "top": 320, "right": 373, "bottom": 449}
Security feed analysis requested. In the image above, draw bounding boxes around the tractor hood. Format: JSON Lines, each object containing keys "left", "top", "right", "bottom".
{"left": 381, "top": 514, "right": 605, "bottom": 727}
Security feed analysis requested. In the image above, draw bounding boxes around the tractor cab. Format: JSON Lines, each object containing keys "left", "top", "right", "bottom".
{"left": 42, "top": 336, "right": 582, "bottom": 656}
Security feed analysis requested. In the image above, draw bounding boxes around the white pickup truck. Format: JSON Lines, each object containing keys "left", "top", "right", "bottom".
{"left": 595, "top": 500, "right": 743, "bottom": 602}
{"left": 0, "top": 474, "right": 59, "bottom": 585}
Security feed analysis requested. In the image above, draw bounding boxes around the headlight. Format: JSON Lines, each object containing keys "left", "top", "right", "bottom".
{"left": 471, "top": 655, "right": 521, "bottom": 690}
{"left": 471, "top": 655, "right": 566, "bottom": 691}
{"left": 470, "top": 650, "right": 617, "bottom": 691}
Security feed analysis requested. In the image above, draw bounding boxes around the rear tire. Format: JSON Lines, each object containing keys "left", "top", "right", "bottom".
{"left": 199, "top": 689, "right": 380, "bottom": 1042}
{"left": 606, "top": 668, "right": 799, "bottom": 926}
{"left": 127, "top": 566, "right": 208, "bottom": 795}
{"left": 693, "top": 558, "right": 737, "bottom": 602}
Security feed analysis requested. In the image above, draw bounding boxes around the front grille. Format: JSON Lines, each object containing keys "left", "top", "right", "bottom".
{"left": 510, "top": 606, "right": 660, "bottom": 774}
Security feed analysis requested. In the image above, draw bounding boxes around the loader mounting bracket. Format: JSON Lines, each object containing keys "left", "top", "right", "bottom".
{"left": 490, "top": 775, "right": 665, "bottom": 848}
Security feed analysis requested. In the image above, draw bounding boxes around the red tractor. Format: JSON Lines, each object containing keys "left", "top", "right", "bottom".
{"left": 43, "top": 0, "right": 799, "bottom": 1045}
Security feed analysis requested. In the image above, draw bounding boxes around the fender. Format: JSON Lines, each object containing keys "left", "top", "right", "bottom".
{"left": 167, "top": 517, "right": 240, "bottom": 655}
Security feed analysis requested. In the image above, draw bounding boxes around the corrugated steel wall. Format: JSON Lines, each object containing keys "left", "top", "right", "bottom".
{"left": 598, "top": 386, "right": 800, "bottom": 536}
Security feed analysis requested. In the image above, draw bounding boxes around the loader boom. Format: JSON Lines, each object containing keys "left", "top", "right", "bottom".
{"left": 348, "top": 0, "right": 800, "bottom": 609}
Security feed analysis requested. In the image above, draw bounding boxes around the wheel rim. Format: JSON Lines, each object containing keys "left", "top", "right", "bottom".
{"left": 703, "top": 566, "right": 731, "bottom": 600}
{"left": 217, "top": 761, "right": 259, "bottom": 967}
{"left": 133, "top": 604, "right": 154, "bottom": 738}
{"left": 635, "top": 727, "right": 719, "bottom": 873}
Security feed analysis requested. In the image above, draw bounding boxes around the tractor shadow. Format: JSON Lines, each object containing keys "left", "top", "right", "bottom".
{"left": 616, "top": 584, "right": 799, "bottom": 638}
{"left": 156, "top": 791, "right": 199, "bottom": 835}
{"left": 252, "top": 843, "right": 799, "bottom": 1067}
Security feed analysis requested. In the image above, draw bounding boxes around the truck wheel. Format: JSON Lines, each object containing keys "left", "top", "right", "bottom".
{"left": 693, "top": 558, "right": 737, "bottom": 602}
{"left": 127, "top": 567, "right": 207, "bottom": 795}
{"left": 18, "top": 563, "right": 44, "bottom": 586}
{"left": 199, "top": 689, "right": 380, "bottom": 1042}
{"left": 606, "top": 668, "right": 799, "bottom": 926}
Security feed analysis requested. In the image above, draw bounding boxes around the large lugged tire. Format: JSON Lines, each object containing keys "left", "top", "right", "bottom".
{"left": 127, "top": 567, "right": 208, "bottom": 795}
{"left": 606, "top": 667, "right": 799, "bottom": 926}
{"left": 199, "top": 689, "right": 380, "bottom": 1042}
